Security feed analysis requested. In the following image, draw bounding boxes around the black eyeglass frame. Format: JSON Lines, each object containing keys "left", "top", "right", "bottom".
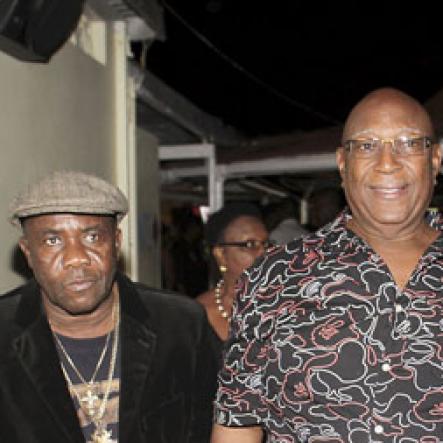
{"left": 216, "top": 239, "right": 274, "bottom": 249}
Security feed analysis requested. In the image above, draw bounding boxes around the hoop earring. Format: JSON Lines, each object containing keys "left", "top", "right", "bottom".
{"left": 219, "top": 265, "right": 227, "bottom": 274}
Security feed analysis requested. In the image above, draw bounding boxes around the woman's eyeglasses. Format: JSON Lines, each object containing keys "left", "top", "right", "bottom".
{"left": 216, "top": 239, "right": 274, "bottom": 250}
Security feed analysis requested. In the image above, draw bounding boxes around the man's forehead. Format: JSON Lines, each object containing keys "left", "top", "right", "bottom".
{"left": 343, "top": 89, "right": 433, "bottom": 141}
{"left": 347, "top": 127, "right": 425, "bottom": 139}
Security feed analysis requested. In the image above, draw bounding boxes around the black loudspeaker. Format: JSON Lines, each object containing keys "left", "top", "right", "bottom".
{"left": 0, "top": 0, "right": 85, "bottom": 63}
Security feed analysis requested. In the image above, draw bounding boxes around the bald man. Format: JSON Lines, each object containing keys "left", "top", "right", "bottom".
{"left": 211, "top": 88, "right": 443, "bottom": 442}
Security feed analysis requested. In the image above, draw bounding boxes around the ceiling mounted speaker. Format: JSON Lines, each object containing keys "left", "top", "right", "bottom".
{"left": 0, "top": 0, "right": 85, "bottom": 63}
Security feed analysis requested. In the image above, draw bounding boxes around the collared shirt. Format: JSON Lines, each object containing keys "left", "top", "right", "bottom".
{"left": 214, "top": 209, "right": 443, "bottom": 442}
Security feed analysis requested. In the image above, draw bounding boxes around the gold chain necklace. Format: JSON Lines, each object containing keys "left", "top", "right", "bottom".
{"left": 214, "top": 279, "right": 230, "bottom": 321}
{"left": 52, "top": 298, "right": 120, "bottom": 443}
{"left": 53, "top": 329, "right": 111, "bottom": 416}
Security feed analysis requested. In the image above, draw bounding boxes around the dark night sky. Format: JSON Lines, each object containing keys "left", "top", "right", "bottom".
{"left": 144, "top": 2, "right": 443, "bottom": 138}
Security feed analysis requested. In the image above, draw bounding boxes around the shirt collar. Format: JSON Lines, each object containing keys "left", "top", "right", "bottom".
{"left": 313, "top": 207, "right": 443, "bottom": 255}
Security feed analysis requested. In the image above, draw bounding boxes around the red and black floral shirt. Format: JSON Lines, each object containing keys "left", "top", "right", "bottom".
{"left": 214, "top": 210, "right": 443, "bottom": 442}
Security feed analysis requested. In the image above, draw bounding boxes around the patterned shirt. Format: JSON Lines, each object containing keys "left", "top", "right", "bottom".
{"left": 214, "top": 210, "right": 443, "bottom": 442}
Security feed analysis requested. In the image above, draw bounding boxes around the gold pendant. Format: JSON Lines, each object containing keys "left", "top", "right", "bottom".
{"left": 91, "top": 426, "right": 113, "bottom": 443}
{"left": 80, "top": 387, "right": 100, "bottom": 417}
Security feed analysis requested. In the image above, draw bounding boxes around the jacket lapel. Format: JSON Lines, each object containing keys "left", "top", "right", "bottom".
{"left": 13, "top": 275, "right": 158, "bottom": 442}
{"left": 118, "top": 275, "right": 157, "bottom": 443}
{"left": 13, "top": 283, "right": 85, "bottom": 443}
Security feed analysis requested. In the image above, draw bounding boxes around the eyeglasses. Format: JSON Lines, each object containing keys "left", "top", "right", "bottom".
{"left": 343, "top": 136, "right": 433, "bottom": 159}
{"left": 217, "top": 239, "right": 274, "bottom": 250}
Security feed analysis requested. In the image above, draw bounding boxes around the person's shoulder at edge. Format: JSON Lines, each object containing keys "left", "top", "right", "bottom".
{"left": 0, "top": 278, "right": 38, "bottom": 313}
{"left": 0, "top": 279, "right": 41, "bottom": 353}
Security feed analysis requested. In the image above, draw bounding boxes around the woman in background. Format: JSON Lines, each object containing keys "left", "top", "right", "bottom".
{"left": 196, "top": 202, "right": 270, "bottom": 355}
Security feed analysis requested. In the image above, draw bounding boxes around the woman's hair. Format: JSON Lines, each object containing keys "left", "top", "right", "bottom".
{"left": 205, "top": 202, "right": 263, "bottom": 246}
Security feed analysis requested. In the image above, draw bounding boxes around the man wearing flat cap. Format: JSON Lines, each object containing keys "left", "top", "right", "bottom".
{"left": 0, "top": 170, "right": 217, "bottom": 443}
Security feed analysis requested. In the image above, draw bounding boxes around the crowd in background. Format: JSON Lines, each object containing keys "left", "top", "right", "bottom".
{"left": 161, "top": 187, "right": 345, "bottom": 298}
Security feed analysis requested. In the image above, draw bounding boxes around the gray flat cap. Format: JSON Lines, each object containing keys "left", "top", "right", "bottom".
{"left": 9, "top": 170, "right": 129, "bottom": 227}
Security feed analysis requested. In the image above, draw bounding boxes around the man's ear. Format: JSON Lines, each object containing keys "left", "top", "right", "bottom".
{"left": 431, "top": 143, "right": 442, "bottom": 180}
{"left": 115, "top": 228, "right": 122, "bottom": 254}
{"left": 18, "top": 237, "right": 33, "bottom": 270}
{"left": 336, "top": 146, "right": 346, "bottom": 179}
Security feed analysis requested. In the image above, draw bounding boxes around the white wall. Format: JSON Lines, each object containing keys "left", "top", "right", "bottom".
{"left": 0, "top": 23, "right": 124, "bottom": 292}
{"left": 134, "top": 128, "right": 161, "bottom": 288}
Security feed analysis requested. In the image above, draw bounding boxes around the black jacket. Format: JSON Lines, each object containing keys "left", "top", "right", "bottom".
{"left": 0, "top": 272, "right": 217, "bottom": 442}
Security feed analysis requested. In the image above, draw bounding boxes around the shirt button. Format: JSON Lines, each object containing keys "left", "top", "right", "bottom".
{"left": 395, "top": 304, "right": 403, "bottom": 313}
{"left": 381, "top": 363, "right": 391, "bottom": 372}
{"left": 374, "top": 425, "right": 384, "bottom": 434}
